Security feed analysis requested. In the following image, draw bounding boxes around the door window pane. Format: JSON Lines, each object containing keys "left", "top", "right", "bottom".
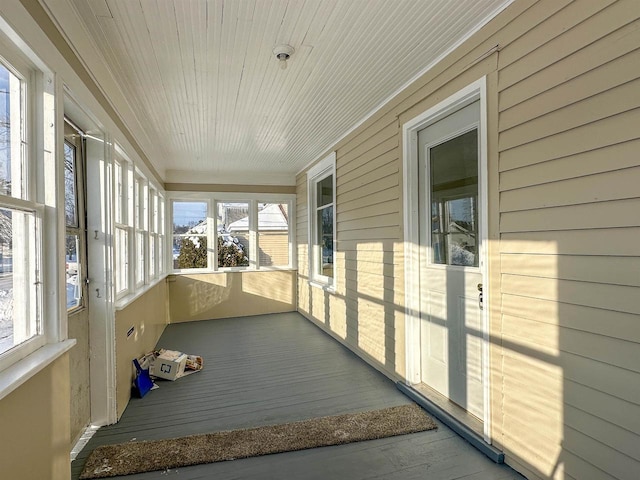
{"left": 65, "top": 234, "right": 81, "bottom": 309}
{"left": 64, "top": 142, "right": 77, "bottom": 227}
{"left": 430, "top": 129, "right": 478, "bottom": 267}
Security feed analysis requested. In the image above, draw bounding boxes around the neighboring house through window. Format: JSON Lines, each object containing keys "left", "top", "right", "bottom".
{"left": 170, "top": 195, "right": 294, "bottom": 272}
{"left": 307, "top": 152, "right": 336, "bottom": 287}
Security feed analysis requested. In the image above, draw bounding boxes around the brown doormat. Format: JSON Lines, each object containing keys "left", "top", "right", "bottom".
{"left": 80, "top": 403, "right": 437, "bottom": 479}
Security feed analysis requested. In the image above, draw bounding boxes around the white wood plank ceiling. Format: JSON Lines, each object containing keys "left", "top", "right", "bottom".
{"left": 51, "top": 0, "right": 513, "bottom": 185}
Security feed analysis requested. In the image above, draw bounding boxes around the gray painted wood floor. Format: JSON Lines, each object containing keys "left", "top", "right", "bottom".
{"left": 71, "top": 312, "right": 525, "bottom": 480}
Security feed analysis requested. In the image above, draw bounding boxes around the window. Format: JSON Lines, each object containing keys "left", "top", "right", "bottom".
{"left": 113, "top": 154, "right": 165, "bottom": 303}
{"left": 158, "top": 195, "right": 165, "bottom": 274}
{"left": 172, "top": 200, "right": 208, "bottom": 270}
{"left": 148, "top": 189, "right": 158, "bottom": 280}
{"left": 64, "top": 120, "right": 86, "bottom": 311}
{"left": 134, "top": 175, "right": 147, "bottom": 287}
{"left": 169, "top": 195, "right": 294, "bottom": 272}
{"left": 308, "top": 153, "right": 335, "bottom": 286}
{"left": 0, "top": 56, "right": 44, "bottom": 360}
{"left": 114, "top": 159, "right": 130, "bottom": 297}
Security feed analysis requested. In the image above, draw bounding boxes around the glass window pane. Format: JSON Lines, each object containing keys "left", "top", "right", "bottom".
{"left": 317, "top": 205, "right": 333, "bottom": 278}
{"left": 115, "top": 227, "right": 128, "bottom": 294}
{"left": 149, "top": 235, "right": 155, "bottom": 278}
{"left": 317, "top": 175, "right": 333, "bottom": 207}
{"left": 64, "top": 142, "right": 78, "bottom": 227}
{"left": 127, "top": 167, "right": 134, "bottom": 227}
{"left": 114, "top": 161, "right": 122, "bottom": 224}
{"left": 136, "top": 231, "right": 145, "bottom": 284}
{"left": 0, "top": 65, "right": 24, "bottom": 199}
{"left": 151, "top": 191, "right": 158, "bottom": 233}
{"left": 429, "top": 129, "right": 478, "bottom": 267}
{"left": 159, "top": 197, "right": 165, "bottom": 235}
{"left": 0, "top": 208, "right": 38, "bottom": 356}
{"left": 158, "top": 234, "right": 164, "bottom": 273}
{"left": 257, "top": 203, "right": 289, "bottom": 267}
{"left": 65, "top": 234, "right": 81, "bottom": 309}
{"left": 174, "top": 235, "right": 208, "bottom": 269}
{"left": 173, "top": 201, "right": 207, "bottom": 234}
{"left": 218, "top": 202, "right": 249, "bottom": 268}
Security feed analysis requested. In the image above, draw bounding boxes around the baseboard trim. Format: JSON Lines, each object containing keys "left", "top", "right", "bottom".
{"left": 397, "top": 381, "right": 504, "bottom": 464}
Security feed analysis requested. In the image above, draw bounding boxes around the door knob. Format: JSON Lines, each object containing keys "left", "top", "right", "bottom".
{"left": 477, "top": 283, "right": 483, "bottom": 292}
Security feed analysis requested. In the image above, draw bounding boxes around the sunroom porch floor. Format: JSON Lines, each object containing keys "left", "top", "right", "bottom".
{"left": 71, "top": 312, "right": 524, "bottom": 480}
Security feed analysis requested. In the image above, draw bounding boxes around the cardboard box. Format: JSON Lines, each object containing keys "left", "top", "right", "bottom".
{"left": 150, "top": 349, "right": 187, "bottom": 381}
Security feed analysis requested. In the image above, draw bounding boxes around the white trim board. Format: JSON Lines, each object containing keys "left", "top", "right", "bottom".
{"left": 402, "top": 77, "right": 492, "bottom": 443}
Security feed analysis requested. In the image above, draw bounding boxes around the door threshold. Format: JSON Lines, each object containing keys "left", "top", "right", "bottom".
{"left": 397, "top": 381, "right": 504, "bottom": 464}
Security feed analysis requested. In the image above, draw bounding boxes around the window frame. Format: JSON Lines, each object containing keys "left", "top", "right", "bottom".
{"left": 113, "top": 157, "right": 131, "bottom": 299}
{"left": 148, "top": 187, "right": 158, "bottom": 280}
{"left": 134, "top": 172, "right": 148, "bottom": 288}
{"left": 169, "top": 192, "right": 295, "bottom": 273}
{"left": 0, "top": 39, "right": 56, "bottom": 374}
{"left": 113, "top": 150, "right": 166, "bottom": 307}
{"left": 307, "top": 152, "right": 336, "bottom": 289}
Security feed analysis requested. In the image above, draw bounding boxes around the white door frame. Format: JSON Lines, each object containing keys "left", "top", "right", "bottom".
{"left": 64, "top": 91, "right": 118, "bottom": 427}
{"left": 402, "top": 77, "right": 491, "bottom": 442}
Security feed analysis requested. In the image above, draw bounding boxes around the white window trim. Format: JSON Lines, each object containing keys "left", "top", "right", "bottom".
{"left": 168, "top": 192, "right": 296, "bottom": 274}
{"left": 307, "top": 152, "right": 336, "bottom": 290}
{"left": 64, "top": 119, "right": 88, "bottom": 314}
{"left": 113, "top": 157, "right": 130, "bottom": 300}
{"left": 112, "top": 150, "right": 166, "bottom": 310}
{"left": 0, "top": 26, "right": 77, "bottom": 392}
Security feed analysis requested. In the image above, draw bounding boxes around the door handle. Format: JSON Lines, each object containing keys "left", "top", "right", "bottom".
{"left": 477, "top": 283, "right": 483, "bottom": 310}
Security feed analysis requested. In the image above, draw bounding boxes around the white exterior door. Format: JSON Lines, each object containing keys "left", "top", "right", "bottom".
{"left": 417, "top": 100, "right": 484, "bottom": 419}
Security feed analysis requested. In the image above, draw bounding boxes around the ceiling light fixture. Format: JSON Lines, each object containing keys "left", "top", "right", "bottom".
{"left": 273, "top": 44, "right": 294, "bottom": 70}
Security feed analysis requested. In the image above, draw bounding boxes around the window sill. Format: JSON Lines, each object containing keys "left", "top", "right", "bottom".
{"left": 115, "top": 274, "right": 168, "bottom": 311}
{"left": 308, "top": 280, "right": 335, "bottom": 293}
{"left": 171, "top": 267, "right": 297, "bottom": 275}
{"left": 0, "top": 339, "right": 76, "bottom": 402}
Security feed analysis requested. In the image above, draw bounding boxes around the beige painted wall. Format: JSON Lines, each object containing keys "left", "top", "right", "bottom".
{"left": 169, "top": 271, "right": 296, "bottom": 323}
{"left": 0, "top": 355, "right": 71, "bottom": 480}
{"left": 115, "top": 281, "right": 169, "bottom": 418}
{"left": 297, "top": 1, "right": 640, "bottom": 479}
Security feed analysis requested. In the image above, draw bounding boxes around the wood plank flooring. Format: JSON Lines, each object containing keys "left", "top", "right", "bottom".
{"left": 71, "top": 312, "right": 525, "bottom": 479}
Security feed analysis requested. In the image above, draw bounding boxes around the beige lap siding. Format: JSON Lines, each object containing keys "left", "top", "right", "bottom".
{"left": 297, "top": 1, "right": 640, "bottom": 479}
